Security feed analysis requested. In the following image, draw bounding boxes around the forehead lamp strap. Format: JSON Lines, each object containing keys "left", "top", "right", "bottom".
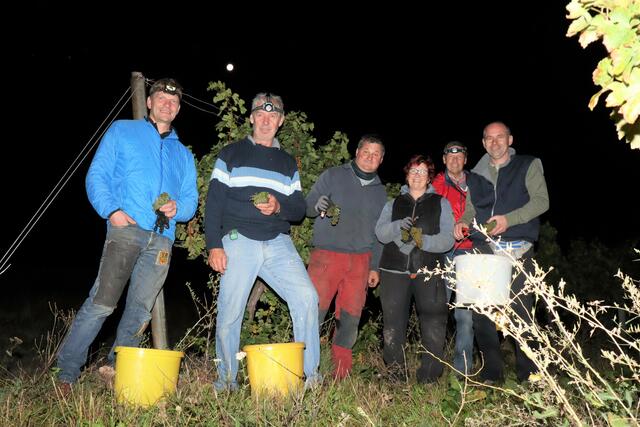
{"left": 163, "top": 84, "right": 178, "bottom": 95}
{"left": 444, "top": 147, "right": 466, "bottom": 154}
{"left": 252, "top": 102, "right": 283, "bottom": 114}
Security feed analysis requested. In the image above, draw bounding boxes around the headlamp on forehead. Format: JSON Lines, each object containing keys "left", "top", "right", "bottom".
{"left": 252, "top": 101, "right": 284, "bottom": 114}
{"left": 163, "top": 84, "right": 178, "bottom": 94}
{"left": 252, "top": 94, "right": 284, "bottom": 114}
{"left": 444, "top": 147, "right": 467, "bottom": 154}
{"left": 149, "top": 79, "right": 182, "bottom": 100}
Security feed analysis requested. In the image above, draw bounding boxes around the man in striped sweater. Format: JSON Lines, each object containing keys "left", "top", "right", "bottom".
{"left": 204, "top": 93, "right": 320, "bottom": 391}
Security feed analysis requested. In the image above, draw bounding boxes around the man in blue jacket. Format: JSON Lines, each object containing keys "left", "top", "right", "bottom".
{"left": 56, "top": 78, "right": 198, "bottom": 392}
{"left": 204, "top": 93, "right": 320, "bottom": 391}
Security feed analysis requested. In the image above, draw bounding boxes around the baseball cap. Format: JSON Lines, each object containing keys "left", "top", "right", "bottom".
{"left": 443, "top": 141, "right": 467, "bottom": 154}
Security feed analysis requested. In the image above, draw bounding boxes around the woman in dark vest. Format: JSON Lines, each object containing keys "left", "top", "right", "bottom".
{"left": 375, "top": 154, "right": 455, "bottom": 383}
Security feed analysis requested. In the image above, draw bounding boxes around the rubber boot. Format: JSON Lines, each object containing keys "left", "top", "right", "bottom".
{"left": 332, "top": 344, "right": 352, "bottom": 380}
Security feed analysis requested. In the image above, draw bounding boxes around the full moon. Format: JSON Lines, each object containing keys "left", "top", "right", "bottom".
{"left": 226, "top": 63, "right": 234, "bottom": 72}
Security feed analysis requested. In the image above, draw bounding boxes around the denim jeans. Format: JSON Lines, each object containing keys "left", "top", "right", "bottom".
{"left": 446, "top": 248, "right": 474, "bottom": 375}
{"left": 214, "top": 232, "right": 320, "bottom": 390}
{"left": 57, "top": 224, "right": 172, "bottom": 383}
{"left": 469, "top": 245, "right": 538, "bottom": 382}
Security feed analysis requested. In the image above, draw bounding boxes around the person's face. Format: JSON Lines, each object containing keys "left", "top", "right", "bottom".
{"left": 250, "top": 107, "right": 284, "bottom": 142}
{"left": 406, "top": 163, "right": 430, "bottom": 192}
{"left": 354, "top": 142, "right": 384, "bottom": 173}
{"left": 482, "top": 123, "right": 513, "bottom": 165}
{"left": 147, "top": 92, "right": 180, "bottom": 125}
{"left": 443, "top": 149, "right": 467, "bottom": 176}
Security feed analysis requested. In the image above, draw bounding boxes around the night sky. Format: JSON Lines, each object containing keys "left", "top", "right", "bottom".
{"left": 2, "top": 3, "right": 639, "bottom": 346}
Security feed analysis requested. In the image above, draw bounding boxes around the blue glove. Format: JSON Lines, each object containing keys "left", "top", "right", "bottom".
{"left": 314, "top": 195, "right": 331, "bottom": 214}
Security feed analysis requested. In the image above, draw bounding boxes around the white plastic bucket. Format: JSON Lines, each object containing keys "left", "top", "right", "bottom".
{"left": 454, "top": 254, "right": 513, "bottom": 306}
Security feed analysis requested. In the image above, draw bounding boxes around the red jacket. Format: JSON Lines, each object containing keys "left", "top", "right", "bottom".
{"left": 432, "top": 171, "right": 473, "bottom": 250}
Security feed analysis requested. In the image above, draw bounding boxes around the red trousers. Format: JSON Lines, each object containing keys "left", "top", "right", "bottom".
{"left": 308, "top": 249, "right": 371, "bottom": 323}
{"left": 307, "top": 249, "right": 371, "bottom": 378}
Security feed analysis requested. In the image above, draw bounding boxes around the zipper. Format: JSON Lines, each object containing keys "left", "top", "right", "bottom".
{"left": 491, "top": 167, "right": 499, "bottom": 217}
{"left": 159, "top": 139, "right": 164, "bottom": 196}
{"left": 405, "top": 198, "right": 418, "bottom": 272}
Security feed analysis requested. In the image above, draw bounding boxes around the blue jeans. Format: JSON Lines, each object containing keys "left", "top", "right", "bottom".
{"left": 214, "top": 232, "right": 320, "bottom": 390}
{"left": 57, "top": 224, "right": 172, "bottom": 383}
{"left": 446, "top": 248, "right": 474, "bottom": 375}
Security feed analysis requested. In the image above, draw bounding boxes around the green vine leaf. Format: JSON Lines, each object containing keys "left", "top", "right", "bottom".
{"left": 566, "top": 0, "right": 640, "bottom": 148}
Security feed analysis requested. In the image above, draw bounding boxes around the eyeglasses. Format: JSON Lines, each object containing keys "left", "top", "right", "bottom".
{"left": 408, "top": 168, "right": 429, "bottom": 176}
{"left": 483, "top": 134, "right": 509, "bottom": 144}
{"left": 444, "top": 147, "right": 466, "bottom": 154}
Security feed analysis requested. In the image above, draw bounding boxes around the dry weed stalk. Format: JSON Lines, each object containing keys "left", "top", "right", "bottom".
{"left": 33, "top": 303, "right": 74, "bottom": 371}
{"left": 175, "top": 274, "right": 219, "bottom": 358}
{"left": 431, "top": 222, "right": 639, "bottom": 426}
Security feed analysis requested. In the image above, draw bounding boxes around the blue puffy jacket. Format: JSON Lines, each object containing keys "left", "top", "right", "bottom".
{"left": 86, "top": 118, "right": 198, "bottom": 241}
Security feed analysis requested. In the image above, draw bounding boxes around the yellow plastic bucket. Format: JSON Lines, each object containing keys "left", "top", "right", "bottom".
{"left": 114, "top": 346, "right": 184, "bottom": 406}
{"left": 243, "top": 342, "right": 304, "bottom": 397}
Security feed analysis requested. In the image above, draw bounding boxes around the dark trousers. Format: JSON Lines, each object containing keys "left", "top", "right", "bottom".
{"left": 473, "top": 247, "right": 538, "bottom": 382}
{"left": 380, "top": 270, "right": 448, "bottom": 382}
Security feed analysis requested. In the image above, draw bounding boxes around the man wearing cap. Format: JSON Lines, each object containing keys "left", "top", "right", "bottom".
{"left": 454, "top": 121, "right": 549, "bottom": 383}
{"left": 204, "top": 92, "right": 321, "bottom": 390}
{"left": 432, "top": 141, "right": 475, "bottom": 376}
{"left": 56, "top": 78, "right": 198, "bottom": 392}
{"left": 305, "top": 135, "right": 387, "bottom": 379}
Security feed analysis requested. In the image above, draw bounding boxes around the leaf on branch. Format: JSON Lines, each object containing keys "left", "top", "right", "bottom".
{"left": 621, "top": 82, "right": 640, "bottom": 122}
{"left": 533, "top": 407, "right": 559, "bottom": 419}
{"left": 606, "top": 412, "right": 629, "bottom": 427}
{"left": 603, "top": 24, "right": 635, "bottom": 52}
{"left": 611, "top": 47, "right": 635, "bottom": 76}
{"left": 579, "top": 28, "right": 601, "bottom": 47}
{"left": 605, "top": 82, "right": 627, "bottom": 107}
{"left": 567, "top": 15, "right": 590, "bottom": 37}
{"left": 589, "top": 88, "right": 607, "bottom": 110}
{"left": 566, "top": 1, "right": 587, "bottom": 20}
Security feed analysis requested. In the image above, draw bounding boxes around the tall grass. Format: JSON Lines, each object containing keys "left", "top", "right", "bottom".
{"left": 0, "top": 234, "right": 638, "bottom": 426}
{"left": 2, "top": 339, "right": 549, "bottom": 426}
{"left": 435, "top": 223, "right": 639, "bottom": 426}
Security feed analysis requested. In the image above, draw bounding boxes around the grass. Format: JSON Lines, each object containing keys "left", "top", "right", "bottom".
{"left": 0, "top": 339, "right": 546, "bottom": 427}
{"left": 1, "top": 242, "right": 638, "bottom": 426}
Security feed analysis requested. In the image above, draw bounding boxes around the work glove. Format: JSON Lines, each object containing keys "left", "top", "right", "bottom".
{"left": 314, "top": 195, "right": 331, "bottom": 214}
{"left": 154, "top": 210, "right": 170, "bottom": 234}
{"left": 397, "top": 216, "right": 413, "bottom": 232}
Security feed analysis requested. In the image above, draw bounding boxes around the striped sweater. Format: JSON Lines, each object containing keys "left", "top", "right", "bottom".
{"left": 204, "top": 137, "right": 305, "bottom": 248}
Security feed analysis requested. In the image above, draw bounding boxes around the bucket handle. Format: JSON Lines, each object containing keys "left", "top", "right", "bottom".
{"left": 256, "top": 348, "right": 305, "bottom": 380}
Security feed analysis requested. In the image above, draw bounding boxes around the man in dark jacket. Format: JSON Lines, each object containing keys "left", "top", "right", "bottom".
{"left": 205, "top": 93, "right": 320, "bottom": 390}
{"left": 306, "top": 135, "right": 387, "bottom": 379}
{"left": 454, "top": 121, "right": 549, "bottom": 383}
